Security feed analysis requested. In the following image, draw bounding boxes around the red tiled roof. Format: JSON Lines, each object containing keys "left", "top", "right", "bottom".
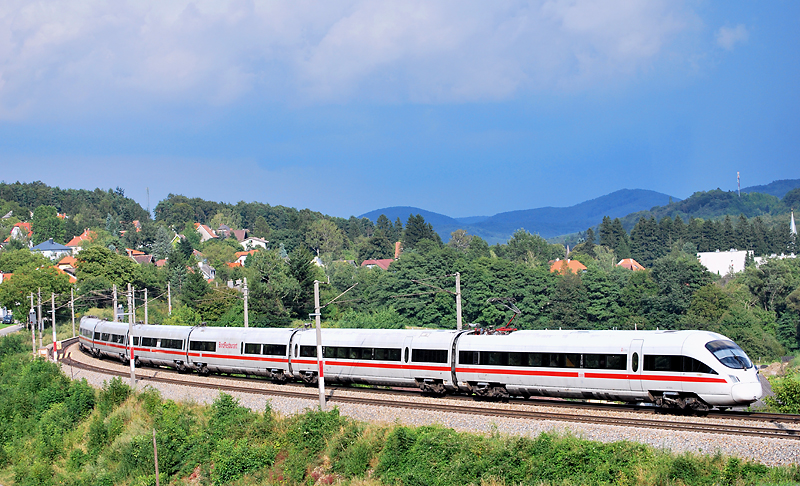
{"left": 67, "top": 228, "right": 96, "bottom": 247}
{"left": 54, "top": 267, "right": 77, "bottom": 283}
{"left": 617, "top": 258, "right": 646, "bottom": 271}
{"left": 226, "top": 262, "right": 242, "bottom": 268}
{"left": 155, "top": 259, "right": 167, "bottom": 267}
{"left": 57, "top": 255, "right": 78, "bottom": 267}
{"left": 549, "top": 259, "right": 587, "bottom": 275}
{"left": 234, "top": 250, "right": 259, "bottom": 258}
{"left": 360, "top": 259, "right": 394, "bottom": 270}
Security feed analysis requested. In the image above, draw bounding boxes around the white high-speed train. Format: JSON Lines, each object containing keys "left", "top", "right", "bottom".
{"left": 78, "top": 317, "right": 763, "bottom": 411}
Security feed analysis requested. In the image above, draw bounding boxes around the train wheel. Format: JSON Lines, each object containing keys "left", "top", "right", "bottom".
{"left": 199, "top": 364, "right": 209, "bottom": 377}
{"left": 134, "top": 357, "right": 141, "bottom": 367}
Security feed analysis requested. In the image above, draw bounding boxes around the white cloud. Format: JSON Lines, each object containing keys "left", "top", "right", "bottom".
{"left": 0, "top": 0, "right": 699, "bottom": 119}
{"left": 716, "top": 24, "right": 749, "bottom": 51}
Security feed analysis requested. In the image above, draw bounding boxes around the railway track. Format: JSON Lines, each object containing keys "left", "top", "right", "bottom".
{"left": 61, "top": 342, "right": 800, "bottom": 441}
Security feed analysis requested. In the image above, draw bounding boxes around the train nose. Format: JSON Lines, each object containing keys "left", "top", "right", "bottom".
{"left": 731, "top": 382, "right": 763, "bottom": 404}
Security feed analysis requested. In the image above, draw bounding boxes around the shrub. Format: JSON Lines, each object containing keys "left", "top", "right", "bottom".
{"left": 764, "top": 371, "right": 800, "bottom": 413}
{"left": 211, "top": 438, "right": 275, "bottom": 484}
{"left": 97, "top": 377, "right": 131, "bottom": 416}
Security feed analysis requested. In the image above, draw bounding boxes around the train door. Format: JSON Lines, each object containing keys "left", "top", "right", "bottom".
{"left": 402, "top": 336, "right": 413, "bottom": 381}
{"left": 629, "top": 339, "right": 643, "bottom": 392}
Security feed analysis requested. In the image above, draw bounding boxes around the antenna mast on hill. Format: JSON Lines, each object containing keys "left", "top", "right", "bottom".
{"left": 146, "top": 187, "right": 150, "bottom": 215}
{"left": 737, "top": 172, "right": 740, "bottom": 197}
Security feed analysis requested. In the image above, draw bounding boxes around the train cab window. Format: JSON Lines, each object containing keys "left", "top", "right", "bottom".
{"left": 411, "top": 349, "right": 448, "bottom": 364}
{"left": 705, "top": 340, "right": 753, "bottom": 370}
{"left": 141, "top": 337, "right": 156, "bottom": 347}
{"left": 161, "top": 339, "right": 184, "bottom": 350}
{"left": 264, "top": 344, "right": 286, "bottom": 356}
{"left": 299, "top": 345, "right": 317, "bottom": 357}
{"left": 632, "top": 353, "right": 639, "bottom": 372}
{"left": 244, "top": 343, "right": 261, "bottom": 354}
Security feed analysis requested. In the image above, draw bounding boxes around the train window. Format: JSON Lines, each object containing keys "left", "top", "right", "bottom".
{"left": 404, "top": 348, "right": 409, "bottom": 363}
{"left": 527, "top": 353, "right": 543, "bottom": 367}
{"left": 264, "top": 344, "right": 286, "bottom": 356}
{"left": 508, "top": 352, "right": 525, "bottom": 367}
{"left": 161, "top": 339, "right": 183, "bottom": 350}
{"left": 132, "top": 337, "right": 139, "bottom": 346}
{"left": 644, "top": 355, "right": 682, "bottom": 372}
{"left": 335, "top": 347, "right": 348, "bottom": 359}
{"left": 565, "top": 354, "right": 580, "bottom": 368}
{"left": 481, "top": 352, "right": 507, "bottom": 366}
{"left": 101, "top": 333, "right": 110, "bottom": 341}
{"left": 189, "top": 341, "right": 216, "bottom": 352}
{"left": 374, "top": 348, "right": 401, "bottom": 361}
{"left": 632, "top": 353, "right": 639, "bottom": 372}
{"left": 141, "top": 337, "right": 156, "bottom": 347}
{"left": 683, "top": 356, "right": 716, "bottom": 374}
{"left": 606, "top": 355, "right": 626, "bottom": 370}
{"left": 412, "top": 349, "right": 448, "bottom": 364}
{"left": 348, "top": 348, "right": 361, "bottom": 360}
{"left": 294, "top": 344, "right": 298, "bottom": 358}
{"left": 545, "top": 353, "right": 565, "bottom": 368}
{"left": 244, "top": 343, "right": 261, "bottom": 354}
{"left": 459, "top": 351, "right": 479, "bottom": 365}
{"left": 705, "top": 340, "right": 753, "bottom": 370}
{"left": 94, "top": 331, "right": 101, "bottom": 340}
{"left": 300, "top": 345, "right": 317, "bottom": 357}
{"left": 113, "top": 334, "right": 126, "bottom": 344}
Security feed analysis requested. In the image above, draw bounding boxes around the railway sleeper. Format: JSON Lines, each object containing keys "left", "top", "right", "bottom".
{"left": 416, "top": 378, "right": 446, "bottom": 395}
{"left": 471, "top": 382, "right": 510, "bottom": 399}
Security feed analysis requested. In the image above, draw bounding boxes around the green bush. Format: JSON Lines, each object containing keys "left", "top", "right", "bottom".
{"left": 211, "top": 438, "right": 275, "bottom": 484}
{"left": 764, "top": 371, "right": 800, "bottom": 413}
{"left": 97, "top": 377, "right": 130, "bottom": 416}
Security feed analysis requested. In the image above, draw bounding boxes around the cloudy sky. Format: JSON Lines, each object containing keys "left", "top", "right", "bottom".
{"left": 0, "top": 1, "right": 797, "bottom": 218}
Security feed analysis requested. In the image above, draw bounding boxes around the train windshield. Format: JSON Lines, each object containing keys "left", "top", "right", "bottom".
{"left": 705, "top": 340, "right": 753, "bottom": 370}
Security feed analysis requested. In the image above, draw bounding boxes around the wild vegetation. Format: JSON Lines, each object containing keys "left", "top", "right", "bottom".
{"left": 0, "top": 332, "right": 798, "bottom": 486}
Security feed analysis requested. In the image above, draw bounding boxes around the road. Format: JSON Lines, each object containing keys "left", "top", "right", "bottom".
{"left": 0, "top": 324, "right": 22, "bottom": 337}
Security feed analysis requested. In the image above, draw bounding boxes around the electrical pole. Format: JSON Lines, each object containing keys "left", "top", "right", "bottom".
{"left": 37, "top": 288, "right": 42, "bottom": 348}
{"left": 29, "top": 293, "right": 33, "bottom": 331}
{"left": 29, "top": 295, "right": 35, "bottom": 356}
{"left": 71, "top": 287, "right": 75, "bottom": 338}
{"left": 113, "top": 284, "right": 118, "bottom": 322}
{"left": 314, "top": 280, "right": 325, "bottom": 409}
{"left": 144, "top": 288, "right": 148, "bottom": 325}
{"left": 127, "top": 283, "right": 135, "bottom": 387}
{"left": 131, "top": 286, "right": 136, "bottom": 323}
{"left": 51, "top": 292, "right": 56, "bottom": 362}
{"left": 455, "top": 272, "right": 462, "bottom": 331}
{"left": 243, "top": 278, "right": 249, "bottom": 328}
{"left": 167, "top": 282, "right": 172, "bottom": 316}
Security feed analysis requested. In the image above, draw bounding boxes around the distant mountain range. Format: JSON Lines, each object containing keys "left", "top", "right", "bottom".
{"left": 361, "top": 189, "right": 677, "bottom": 244}
{"left": 361, "top": 179, "right": 800, "bottom": 245}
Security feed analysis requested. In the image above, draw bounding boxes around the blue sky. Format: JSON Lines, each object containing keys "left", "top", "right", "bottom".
{"left": 0, "top": 1, "right": 797, "bottom": 219}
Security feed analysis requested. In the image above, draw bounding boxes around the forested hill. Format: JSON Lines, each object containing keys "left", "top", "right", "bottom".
{"left": 741, "top": 178, "right": 800, "bottom": 198}
{"left": 614, "top": 187, "right": 800, "bottom": 234}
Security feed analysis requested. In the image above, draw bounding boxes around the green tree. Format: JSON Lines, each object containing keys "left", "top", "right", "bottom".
{"left": 0, "top": 249, "right": 52, "bottom": 273}
{"left": 31, "top": 205, "right": 65, "bottom": 245}
{"left": 403, "top": 214, "right": 440, "bottom": 250}
{"left": 305, "top": 219, "right": 345, "bottom": 257}
{"left": 76, "top": 246, "right": 142, "bottom": 290}
{"left": 646, "top": 254, "right": 712, "bottom": 328}
{"left": 0, "top": 266, "right": 72, "bottom": 316}
{"left": 447, "top": 229, "right": 473, "bottom": 254}
{"left": 152, "top": 226, "right": 174, "bottom": 260}
{"left": 181, "top": 270, "right": 209, "bottom": 310}
{"left": 358, "top": 231, "right": 393, "bottom": 261}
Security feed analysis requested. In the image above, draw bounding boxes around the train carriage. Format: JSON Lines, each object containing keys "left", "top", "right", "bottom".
{"left": 186, "top": 326, "right": 297, "bottom": 377}
{"left": 131, "top": 324, "right": 191, "bottom": 370}
{"left": 86, "top": 319, "right": 131, "bottom": 361}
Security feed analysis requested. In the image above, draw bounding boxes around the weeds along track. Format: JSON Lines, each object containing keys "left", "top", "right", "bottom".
{"left": 61, "top": 341, "right": 800, "bottom": 441}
